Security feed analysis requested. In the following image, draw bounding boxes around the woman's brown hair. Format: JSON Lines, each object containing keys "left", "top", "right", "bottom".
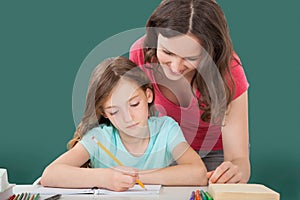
{"left": 144, "top": 0, "right": 236, "bottom": 124}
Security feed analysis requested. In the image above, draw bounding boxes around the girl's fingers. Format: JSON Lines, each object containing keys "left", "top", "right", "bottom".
{"left": 119, "top": 172, "right": 137, "bottom": 189}
{"left": 114, "top": 175, "right": 136, "bottom": 191}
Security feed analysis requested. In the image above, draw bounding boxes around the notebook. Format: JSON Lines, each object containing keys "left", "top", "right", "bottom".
{"left": 30, "top": 184, "right": 161, "bottom": 195}
{"left": 208, "top": 184, "right": 280, "bottom": 200}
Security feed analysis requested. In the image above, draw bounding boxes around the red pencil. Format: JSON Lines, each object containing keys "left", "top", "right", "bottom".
{"left": 8, "top": 194, "right": 15, "bottom": 200}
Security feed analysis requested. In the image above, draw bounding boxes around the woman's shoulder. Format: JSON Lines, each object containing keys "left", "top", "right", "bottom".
{"left": 231, "top": 52, "right": 242, "bottom": 68}
{"left": 129, "top": 36, "right": 146, "bottom": 66}
{"left": 230, "top": 52, "right": 249, "bottom": 99}
{"left": 130, "top": 36, "right": 145, "bottom": 51}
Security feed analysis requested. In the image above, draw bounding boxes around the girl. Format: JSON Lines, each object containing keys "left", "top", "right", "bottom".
{"left": 130, "top": 0, "right": 250, "bottom": 183}
{"left": 40, "top": 57, "right": 207, "bottom": 191}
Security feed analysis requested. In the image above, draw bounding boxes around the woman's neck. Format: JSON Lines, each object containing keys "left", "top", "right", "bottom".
{"left": 154, "top": 68, "right": 197, "bottom": 107}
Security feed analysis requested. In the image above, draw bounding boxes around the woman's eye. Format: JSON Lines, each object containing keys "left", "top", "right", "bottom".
{"left": 130, "top": 102, "right": 140, "bottom": 107}
{"left": 185, "top": 57, "right": 198, "bottom": 61}
{"left": 162, "top": 50, "right": 173, "bottom": 55}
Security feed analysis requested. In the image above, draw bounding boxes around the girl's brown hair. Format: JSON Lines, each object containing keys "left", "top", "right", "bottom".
{"left": 144, "top": 0, "right": 236, "bottom": 123}
{"left": 68, "top": 57, "right": 155, "bottom": 150}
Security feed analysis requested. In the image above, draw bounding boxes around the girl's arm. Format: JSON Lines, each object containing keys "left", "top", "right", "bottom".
{"left": 139, "top": 142, "right": 207, "bottom": 186}
{"left": 40, "top": 143, "right": 138, "bottom": 191}
{"left": 208, "top": 91, "right": 251, "bottom": 183}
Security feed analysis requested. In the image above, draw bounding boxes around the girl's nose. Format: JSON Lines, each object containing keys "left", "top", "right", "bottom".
{"left": 122, "top": 109, "right": 133, "bottom": 123}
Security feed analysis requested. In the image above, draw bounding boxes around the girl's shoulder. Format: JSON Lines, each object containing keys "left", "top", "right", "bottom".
{"left": 148, "top": 116, "right": 179, "bottom": 130}
{"left": 82, "top": 124, "right": 115, "bottom": 139}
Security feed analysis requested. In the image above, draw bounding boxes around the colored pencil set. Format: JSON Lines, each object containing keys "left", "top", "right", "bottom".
{"left": 8, "top": 193, "right": 40, "bottom": 200}
{"left": 189, "top": 189, "right": 213, "bottom": 200}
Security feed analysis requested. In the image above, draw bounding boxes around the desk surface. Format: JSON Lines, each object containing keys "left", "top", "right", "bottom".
{"left": 14, "top": 185, "right": 207, "bottom": 200}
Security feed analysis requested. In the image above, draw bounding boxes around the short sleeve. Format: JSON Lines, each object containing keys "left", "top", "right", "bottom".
{"left": 164, "top": 117, "right": 187, "bottom": 153}
{"left": 79, "top": 130, "right": 98, "bottom": 160}
{"left": 231, "top": 53, "right": 249, "bottom": 99}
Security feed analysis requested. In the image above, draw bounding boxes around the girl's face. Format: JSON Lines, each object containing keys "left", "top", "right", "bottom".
{"left": 102, "top": 78, "right": 153, "bottom": 138}
{"left": 156, "top": 33, "right": 202, "bottom": 81}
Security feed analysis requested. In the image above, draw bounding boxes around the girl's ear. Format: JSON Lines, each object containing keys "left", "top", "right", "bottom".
{"left": 99, "top": 108, "right": 108, "bottom": 118}
{"left": 146, "top": 88, "right": 154, "bottom": 103}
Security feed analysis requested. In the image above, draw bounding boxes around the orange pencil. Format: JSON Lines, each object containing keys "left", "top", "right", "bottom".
{"left": 12, "top": 194, "right": 19, "bottom": 200}
{"left": 195, "top": 189, "right": 201, "bottom": 200}
{"left": 92, "top": 136, "right": 146, "bottom": 190}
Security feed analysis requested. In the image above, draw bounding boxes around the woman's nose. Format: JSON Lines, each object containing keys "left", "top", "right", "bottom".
{"left": 170, "top": 56, "right": 184, "bottom": 73}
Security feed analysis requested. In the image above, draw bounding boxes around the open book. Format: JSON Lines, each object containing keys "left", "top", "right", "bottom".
{"left": 30, "top": 184, "right": 161, "bottom": 195}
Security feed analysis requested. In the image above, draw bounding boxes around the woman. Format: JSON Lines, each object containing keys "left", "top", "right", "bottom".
{"left": 130, "top": 0, "right": 250, "bottom": 183}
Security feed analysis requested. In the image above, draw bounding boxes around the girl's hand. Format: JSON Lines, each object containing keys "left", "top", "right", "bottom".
{"left": 207, "top": 161, "right": 242, "bottom": 183}
{"left": 105, "top": 166, "right": 139, "bottom": 191}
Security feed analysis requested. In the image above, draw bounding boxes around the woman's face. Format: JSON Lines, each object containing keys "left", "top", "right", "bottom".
{"left": 156, "top": 33, "right": 202, "bottom": 81}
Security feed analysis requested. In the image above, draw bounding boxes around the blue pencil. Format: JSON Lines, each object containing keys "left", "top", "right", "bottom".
{"left": 189, "top": 190, "right": 195, "bottom": 200}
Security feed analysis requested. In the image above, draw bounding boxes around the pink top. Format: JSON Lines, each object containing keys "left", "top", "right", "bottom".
{"left": 130, "top": 37, "right": 249, "bottom": 151}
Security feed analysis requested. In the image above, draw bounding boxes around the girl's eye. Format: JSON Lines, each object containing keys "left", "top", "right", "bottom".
{"left": 110, "top": 111, "right": 118, "bottom": 116}
{"left": 130, "top": 102, "right": 140, "bottom": 107}
{"left": 106, "top": 110, "right": 119, "bottom": 116}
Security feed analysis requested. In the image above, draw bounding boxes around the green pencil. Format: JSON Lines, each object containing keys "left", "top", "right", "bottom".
{"left": 33, "top": 193, "right": 40, "bottom": 200}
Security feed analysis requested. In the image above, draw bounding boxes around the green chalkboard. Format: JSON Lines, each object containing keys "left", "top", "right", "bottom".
{"left": 1, "top": 1, "right": 299, "bottom": 200}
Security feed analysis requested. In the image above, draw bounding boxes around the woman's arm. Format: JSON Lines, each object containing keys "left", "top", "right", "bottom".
{"left": 40, "top": 143, "right": 138, "bottom": 191}
{"left": 139, "top": 142, "right": 207, "bottom": 186}
{"left": 208, "top": 91, "right": 251, "bottom": 183}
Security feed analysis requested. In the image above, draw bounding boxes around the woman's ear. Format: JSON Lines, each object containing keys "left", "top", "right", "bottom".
{"left": 146, "top": 88, "right": 154, "bottom": 103}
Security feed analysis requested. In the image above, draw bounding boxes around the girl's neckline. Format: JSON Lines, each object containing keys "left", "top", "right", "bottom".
{"left": 114, "top": 124, "right": 152, "bottom": 158}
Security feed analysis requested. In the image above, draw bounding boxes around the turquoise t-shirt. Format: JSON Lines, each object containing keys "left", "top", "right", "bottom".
{"left": 80, "top": 116, "right": 186, "bottom": 170}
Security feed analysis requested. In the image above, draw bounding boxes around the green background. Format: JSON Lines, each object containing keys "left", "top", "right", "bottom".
{"left": 1, "top": 1, "right": 299, "bottom": 199}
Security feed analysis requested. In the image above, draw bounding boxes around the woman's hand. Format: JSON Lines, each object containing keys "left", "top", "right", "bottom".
{"left": 105, "top": 166, "right": 139, "bottom": 191}
{"left": 207, "top": 161, "right": 243, "bottom": 183}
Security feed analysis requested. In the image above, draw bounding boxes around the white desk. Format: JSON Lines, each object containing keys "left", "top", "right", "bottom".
{"left": 14, "top": 185, "right": 207, "bottom": 200}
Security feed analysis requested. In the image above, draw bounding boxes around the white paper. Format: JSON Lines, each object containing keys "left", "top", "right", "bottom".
{"left": 0, "top": 168, "right": 9, "bottom": 192}
{"left": 31, "top": 184, "right": 161, "bottom": 195}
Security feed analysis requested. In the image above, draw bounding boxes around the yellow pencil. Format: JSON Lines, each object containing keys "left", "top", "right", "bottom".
{"left": 92, "top": 136, "right": 146, "bottom": 190}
